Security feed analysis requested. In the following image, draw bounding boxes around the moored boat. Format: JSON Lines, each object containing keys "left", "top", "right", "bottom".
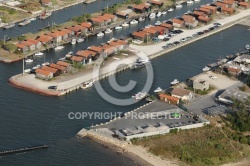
{"left": 202, "top": 66, "right": 210, "bottom": 72}
{"left": 71, "top": 38, "right": 77, "bottom": 45}
{"left": 81, "top": 81, "right": 94, "bottom": 89}
{"left": 132, "top": 92, "right": 148, "bottom": 100}
{"left": 105, "top": 28, "right": 112, "bottom": 34}
{"left": 24, "top": 69, "right": 31, "bottom": 73}
{"left": 168, "top": 8, "right": 174, "bottom": 12}
{"left": 149, "top": 13, "right": 156, "bottom": 19}
{"left": 187, "top": 0, "right": 194, "bottom": 4}
{"left": 97, "top": 32, "right": 104, "bottom": 37}
{"left": 162, "top": 11, "right": 167, "bottom": 15}
{"left": 138, "top": 17, "right": 145, "bottom": 22}
{"left": 77, "top": 38, "right": 84, "bottom": 43}
{"left": 3, "top": 22, "right": 15, "bottom": 29}
{"left": 130, "top": 20, "right": 138, "bottom": 25}
{"left": 19, "top": 19, "right": 31, "bottom": 26}
{"left": 42, "top": 62, "right": 49, "bottom": 66}
{"left": 122, "top": 22, "right": 129, "bottom": 27}
{"left": 39, "top": 11, "right": 52, "bottom": 20}
{"left": 34, "top": 52, "right": 43, "bottom": 56}
{"left": 245, "top": 44, "right": 250, "bottom": 50}
{"left": 54, "top": 46, "right": 64, "bottom": 51}
{"left": 194, "top": 0, "right": 200, "bottom": 2}
{"left": 157, "top": 11, "right": 162, "bottom": 17}
{"left": 25, "top": 59, "right": 33, "bottom": 63}
{"left": 154, "top": 87, "right": 163, "bottom": 93}
{"left": 171, "top": 79, "right": 179, "bottom": 85}
{"left": 115, "top": 26, "right": 122, "bottom": 30}
{"left": 175, "top": 4, "right": 183, "bottom": 8}
{"left": 30, "top": 17, "right": 36, "bottom": 21}
{"left": 155, "top": 21, "right": 162, "bottom": 26}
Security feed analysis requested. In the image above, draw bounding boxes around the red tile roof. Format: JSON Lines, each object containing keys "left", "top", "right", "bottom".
{"left": 132, "top": 31, "right": 147, "bottom": 38}
{"left": 41, "top": 0, "right": 51, "bottom": 4}
{"left": 151, "top": 26, "right": 166, "bottom": 32}
{"left": 171, "top": 88, "right": 192, "bottom": 97}
{"left": 182, "top": 15, "right": 196, "bottom": 23}
{"left": 133, "top": 4, "right": 145, "bottom": 10}
{"left": 103, "top": 14, "right": 116, "bottom": 19}
{"left": 239, "top": 2, "right": 249, "bottom": 7}
{"left": 199, "top": 7, "right": 211, "bottom": 14}
{"left": 76, "top": 50, "right": 96, "bottom": 58}
{"left": 223, "top": 0, "right": 235, "bottom": 5}
{"left": 81, "top": 22, "right": 92, "bottom": 28}
{"left": 151, "top": 0, "right": 163, "bottom": 5}
{"left": 57, "top": 61, "right": 71, "bottom": 67}
{"left": 203, "top": 5, "right": 217, "bottom": 10}
{"left": 228, "top": 67, "right": 241, "bottom": 73}
{"left": 61, "top": 28, "right": 72, "bottom": 34}
{"left": 193, "top": 10, "right": 205, "bottom": 16}
{"left": 37, "top": 35, "right": 53, "bottom": 43}
{"left": 71, "top": 56, "right": 83, "bottom": 62}
{"left": 159, "top": 93, "right": 179, "bottom": 101}
{"left": 21, "top": 41, "right": 34, "bottom": 47}
{"left": 91, "top": 17, "right": 104, "bottom": 23}
{"left": 41, "top": 66, "right": 59, "bottom": 74}
{"left": 198, "top": 15, "right": 211, "bottom": 22}
{"left": 27, "top": 39, "right": 40, "bottom": 45}
{"left": 222, "top": 7, "right": 234, "bottom": 12}
{"left": 116, "top": 40, "right": 128, "bottom": 45}
{"left": 116, "top": 11, "right": 127, "bottom": 16}
{"left": 88, "top": 46, "right": 103, "bottom": 53}
{"left": 143, "top": 27, "right": 158, "bottom": 34}
{"left": 16, "top": 43, "right": 27, "bottom": 49}
{"left": 35, "top": 68, "right": 52, "bottom": 76}
{"left": 215, "top": 1, "right": 227, "bottom": 8}
{"left": 49, "top": 63, "right": 66, "bottom": 71}
{"left": 98, "top": 16, "right": 111, "bottom": 21}
{"left": 160, "top": 23, "right": 173, "bottom": 29}
{"left": 172, "top": 18, "right": 184, "bottom": 25}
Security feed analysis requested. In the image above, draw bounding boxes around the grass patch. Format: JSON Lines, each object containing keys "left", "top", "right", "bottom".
{"left": 186, "top": 85, "right": 216, "bottom": 95}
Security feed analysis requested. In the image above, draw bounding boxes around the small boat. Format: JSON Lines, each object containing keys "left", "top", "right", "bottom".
{"left": 162, "top": 11, "right": 167, "bottom": 15}
{"left": 187, "top": 0, "right": 194, "bottom": 4}
{"left": 39, "top": 11, "right": 52, "bottom": 20}
{"left": 115, "top": 26, "right": 122, "bottom": 30}
{"left": 24, "top": 69, "right": 31, "bottom": 73}
{"left": 156, "top": 11, "right": 162, "bottom": 17}
{"left": 19, "top": 19, "right": 31, "bottom": 26}
{"left": 168, "top": 8, "right": 174, "bottom": 12}
{"left": 77, "top": 38, "right": 84, "bottom": 43}
{"left": 175, "top": 4, "right": 183, "bottom": 8}
{"left": 81, "top": 81, "right": 94, "bottom": 89}
{"left": 138, "top": 17, "right": 145, "bottom": 22}
{"left": 122, "top": 22, "right": 129, "bottom": 27}
{"left": 97, "top": 32, "right": 104, "bottom": 37}
{"left": 25, "top": 59, "right": 33, "bottom": 63}
{"left": 130, "top": 20, "right": 138, "bottom": 25}
{"left": 54, "top": 46, "right": 64, "bottom": 51}
{"left": 30, "top": 17, "right": 36, "bottom": 21}
{"left": 34, "top": 52, "right": 43, "bottom": 56}
{"left": 154, "top": 87, "right": 163, "bottom": 93}
{"left": 149, "top": 13, "right": 156, "bottom": 19}
{"left": 245, "top": 44, "right": 250, "bottom": 50}
{"left": 3, "top": 22, "right": 15, "bottom": 29}
{"left": 132, "top": 92, "right": 148, "bottom": 100}
{"left": 68, "top": 51, "right": 74, "bottom": 55}
{"left": 194, "top": 0, "right": 200, "bottom": 2}
{"left": 42, "top": 62, "right": 49, "bottom": 66}
{"left": 171, "top": 79, "right": 179, "bottom": 85}
{"left": 155, "top": 21, "right": 162, "bottom": 26}
{"left": 71, "top": 38, "right": 77, "bottom": 45}
{"left": 145, "top": 24, "right": 153, "bottom": 28}
{"left": 105, "top": 28, "right": 112, "bottom": 34}
{"left": 32, "top": 66, "right": 37, "bottom": 70}
{"left": 202, "top": 66, "right": 210, "bottom": 72}
{"left": 59, "top": 57, "right": 66, "bottom": 61}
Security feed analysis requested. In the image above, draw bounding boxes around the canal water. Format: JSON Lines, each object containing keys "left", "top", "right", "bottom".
{"left": 0, "top": 24, "right": 249, "bottom": 166}
{"left": 0, "top": 0, "right": 212, "bottom": 39}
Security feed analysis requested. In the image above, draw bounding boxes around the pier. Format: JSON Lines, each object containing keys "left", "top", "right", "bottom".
{"left": 0, "top": 145, "right": 48, "bottom": 155}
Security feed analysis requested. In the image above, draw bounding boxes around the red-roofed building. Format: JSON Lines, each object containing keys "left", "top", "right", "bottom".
{"left": 151, "top": 0, "right": 163, "bottom": 7}
{"left": 26, "top": 39, "right": 42, "bottom": 49}
{"left": 227, "top": 67, "right": 241, "bottom": 76}
{"left": 98, "top": 16, "right": 111, "bottom": 23}
{"left": 116, "top": 12, "right": 129, "bottom": 19}
{"left": 182, "top": 15, "right": 198, "bottom": 28}
{"left": 46, "top": 32, "right": 62, "bottom": 43}
{"left": 198, "top": 15, "right": 211, "bottom": 23}
{"left": 159, "top": 93, "right": 180, "bottom": 105}
{"left": 238, "top": 2, "right": 249, "bottom": 9}
{"left": 102, "top": 44, "right": 117, "bottom": 57}
{"left": 192, "top": 10, "right": 205, "bottom": 18}
{"left": 172, "top": 18, "right": 184, "bottom": 28}
{"left": 88, "top": 46, "right": 103, "bottom": 54}
{"left": 221, "top": 7, "right": 234, "bottom": 15}
{"left": 91, "top": 17, "right": 105, "bottom": 27}
{"left": 71, "top": 56, "right": 84, "bottom": 64}
{"left": 35, "top": 68, "right": 53, "bottom": 80}
{"left": 199, "top": 8, "right": 212, "bottom": 15}
{"left": 223, "top": 0, "right": 236, "bottom": 8}
{"left": 203, "top": 5, "right": 217, "bottom": 14}
{"left": 133, "top": 4, "right": 151, "bottom": 13}
{"left": 160, "top": 23, "right": 174, "bottom": 31}
{"left": 37, "top": 35, "right": 53, "bottom": 44}
{"left": 42, "top": 66, "right": 60, "bottom": 77}
{"left": 76, "top": 50, "right": 97, "bottom": 63}
{"left": 41, "top": 0, "right": 52, "bottom": 7}
{"left": 81, "top": 22, "right": 93, "bottom": 31}
{"left": 21, "top": 41, "right": 36, "bottom": 51}
{"left": 143, "top": 27, "right": 159, "bottom": 37}
{"left": 103, "top": 14, "right": 117, "bottom": 22}
{"left": 132, "top": 31, "right": 147, "bottom": 41}
{"left": 49, "top": 63, "right": 67, "bottom": 74}
{"left": 57, "top": 61, "right": 72, "bottom": 71}
{"left": 215, "top": 1, "right": 228, "bottom": 8}
{"left": 16, "top": 43, "right": 28, "bottom": 53}
{"left": 61, "top": 28, "right": 74, "bottom": 36}
{"left": 151, "top": 26, "right": 168, "bottom": 34}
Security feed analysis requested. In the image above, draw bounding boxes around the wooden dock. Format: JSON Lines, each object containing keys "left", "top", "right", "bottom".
{"left": 0, "top": 144, "right": 48, "bottom": 155}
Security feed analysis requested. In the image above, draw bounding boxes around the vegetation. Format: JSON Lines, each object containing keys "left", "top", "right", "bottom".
{"left": 4, "top": 43, "right": 17, "bottom": 53}
{"left": 72, "top": 13, "right": 91, "bottom": 23}
{"left": 123, "top": 0, "right": 142, "bottom": 5}
{"left": 239, "top": 85, "right": 248, "bottom": 92}
{"left": 103, "top": 3, "right": 122, "bottom": 14}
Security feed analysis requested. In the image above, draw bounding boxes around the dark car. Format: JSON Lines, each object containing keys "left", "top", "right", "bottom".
{"left": 204, "top": 30, "right": 209, "bottom": 33}
{"left": 173, "top": 30, "right": 183, "bottom": 34}
{"left": 173, "top": 41, "right": 180, "bottom": 45}
{"left": 197, "top": 31, "right": 204, "bottom": 35}
{"left": 48, "top": 86, "right": 57, "bottom": 90}
{"left": 208, "top": 27, "right": 214, "bottom": 31}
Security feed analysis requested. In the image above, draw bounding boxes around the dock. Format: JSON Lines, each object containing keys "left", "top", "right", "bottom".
{"left": 0, "top": 144, "right": 48, "bottom": 155}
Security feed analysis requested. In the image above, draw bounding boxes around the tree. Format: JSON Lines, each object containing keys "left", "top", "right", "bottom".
{"left": 5, "top": 43, "right": 16, "bottom": 53}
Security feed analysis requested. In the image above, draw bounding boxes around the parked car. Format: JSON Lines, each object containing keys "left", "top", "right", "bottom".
{"left": 192, "top": 34, "right": 198, "bottom": 38}
{"left": 48, "top": 86, "right": 57, "bottom": 90}
{"left": 173, "top": 41, "right": 180, "bottom": 45}
{"left": 180, "top": 38, "right": 186, "bottom": 42}
{"left": 214, "top": 22, "right": 222, "bottom": 27}
{"left": 197, "top": 31, "right": 204, "bottom": 35}
{"left": 209, "top": 75, "right": 217, "bottom": 79}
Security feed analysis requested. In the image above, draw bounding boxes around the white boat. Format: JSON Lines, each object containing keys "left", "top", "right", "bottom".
{"left": 24, "top": 69, "right": 31, "bottom": 73}
{"left": 25, "top": 59, "right": 33, "bottom": 63}
{"left": 36, "top": 64, "right": 41, "bottom": 68}
{"left": 115, "top": 26, "right": 122, "bottom": 30}
{"left": 162, "top": 11, "right": 167, "bottom": 15}
{"left": 32, "top": 66, "right": 37, "bottom": 70}
{"left": 19, "top": 19, "right": 31, "bottom": 26}
{"left": 30, "top": 17, "right": 36, "bottom": 21}
{"left": 97, "top": 32, "right": 104, "bottom": 37}
{"left": 34, "top": 52, "right": 43, "bottom": 56}
{"left": 132, "top": 92, "right": 148, "bottom": 100}
{"left": 68, "top": 51, "right": 74, "bottom": 55}
{"left": 187, "top": 0, "right": 194, "bottom": 4}
{"left": 54, "top": 46, "right": 64, "bottom": 51}
{"left": 138, "top": 17, "right": 145, "bottom": 22}
{"left": 171, "top": 79, "right": 179, "bottom": 85}
{"left": 77, "top": 38, "right": 84, "bottom": 43}
{"left": 105, "top": 28, "right": 112, "bottom": 34}
{"left": 145, "top": 24, "right": 153, "bottom": 28}
{"left": 42, "top": 62, "right": 49, "bottom": 66}
{"left": 157, "top": 11, "right": 162, "bottom": 17}
{"left": 59, "top": 57, "right": 66, "bottom": 61}
{"left": 202, "top": 66, "right": 210, "bottom": 72}
{"left": 194, "top": 0, "right": 200, "bottom": 2}
{"left": 149, "top": 13, "right": 156, "bottom": 19}
{"left": 154, "top": 87, "right": 163, "bottom": 93}
{"left": 175, "top": 4, "right": 183, "bottom": 8}
{"left": 245, "top": 44, "right": 250, "bottom": 50}
{"left": 168, "top": 8, "right": 174, "bottom": 12}
{"left": 122, "top": 22, "right": 129, "bottom": 27}
{"left": 130, "top": 20, "right": 138, "bottom": 25}
{"left": 71, "top": 38, "right": 77, "bottom": 45}
{"left": 155, "top": 21, "right": 162, "bottom": 26}
{"left": 81, "top": 81, "right": 94, "bottom": 89}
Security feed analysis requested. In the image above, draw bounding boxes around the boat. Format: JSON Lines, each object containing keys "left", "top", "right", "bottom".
{"left": 32, "top": 66, "right": 37, "bottom": 70}
{"left": 149, "top": 13, "right": 156, "bottom": 19}
{"left": 19, "top": 19, "right": 31, "bottom": 26}
{"left": 25, "top": 59, "right": 33, "bottom": 63}
{"left": 194, "top": 0, "right": 200, "bottom": 2}
{"left": 36, "top": 64, "right": 41, "bottom": 68}
{"left": 81, "top": 81, "right": 94, "bottom": 89}
{"left": 34, "top": 52, "right": 43, "bottom": 56}
{"left": 175, "top": 4, "right": 183, "bottom": 8}
{"left": 202, "top": 66, "right": 210, "bottom": 72}
{"left": 68, "top": 51, "right": 74, "bottom": 55}
{"left": 168, "top": 8, "right": 174, "bottom": 12}
{"left": 138, "top": 17, "right": 145, "bottom": 22}
{"left": 30, "top": 17, "right": 36, "bottom": 21}
{"left": 130, "top": 20, "right": 138, "bottom": 25}
{"left": 132, "top": 92, "right": 148, "bottom": 100}
{"left": 105, "top": 28, "right": 112, "bottom": 34}
{"left": 115, "top": 26, "right": 122, "bottom": 30}
{"left": 122, "top": 22, "right": 129, "bottom": 27}
{"left": 145, "top": 24, "right": 153, "bottom": 28}
{"left": 155, "top": 21, "right": 162, "bottom": 26}
{"left": 131, "top": 57, "right": 150, "bottom": 69}
{"left": 59, "top": 57, "right": 66, "bottom": 61}
{"left": 39, "top": 11, "right": 52, "bottom": 20}
{"left": 24, "top": 69, "right": 31, "bottom": 73}
{"left": 245, "top": 44, "right": 250, "bottom": 50}
{"left": 154, "top": 87, "right": 163, "bottom": 93}
{"left": 187, "top": 0, "right": 194, "bottom": 4}
{"left": 171, "top": 79, "right": 179, "bottom": 85}
{"left": 157, "top": 11, "right": 162, "bottom": 17}
{"left": 54, "top": 45, "right": 64, "bottom": 51}
{"left": 3, "top": 22, "right": 15, "bottom": 29}
{"left": 42, "top": 62, "right": 49, "bottom": 66}
{"left": 71, "top": 38, "right": 77, "bottom": 45}
{"left": 77, "top": 38, "right": 84, "bottom": 43}
{"left": 97, "top": 32, "right": 104, "bottom": 37}
{"left": 162, "top": 11, "right": 167, "bottom": 15}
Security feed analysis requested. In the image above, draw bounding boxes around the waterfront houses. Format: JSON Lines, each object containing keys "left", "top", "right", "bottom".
{"left": 172, "top": 18, "right": 184, "bottom": 28}
{"left": 49, "top": 63, "right": 67, "bottom": 74}
{"left": 41, "top": 66, "right": 60, "bottom": 77}
{"left": 35, "top": 68, "right": 53, "bottom": 80}
{"left": 182, "top": 15, "right": 198, "bottom": 28}
{"left": 16, "top": 43, "right": 28, "bottom": 53}
{"left": 171, "top": 87, "right": 194, "bottom": 101}
{"left": 159, "top": 93, "right": 180, "bottom": 105}
{"left": 238, "top": 2, "right": 249, "bottom": 9}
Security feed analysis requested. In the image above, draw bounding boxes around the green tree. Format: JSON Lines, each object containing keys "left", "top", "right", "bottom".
{"left": 5, "top": 43, "right": 17, "bottom": 53}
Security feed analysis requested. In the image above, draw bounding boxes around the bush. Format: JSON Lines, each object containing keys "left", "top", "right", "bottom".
{"left": 4, "top": 43, "right": 17, "bottom": 53}
{"left": 170, "top": 128, "right": 178, "bottom": 134}
{"left": 239, "top": 137, "right": 248, "bottom": 144}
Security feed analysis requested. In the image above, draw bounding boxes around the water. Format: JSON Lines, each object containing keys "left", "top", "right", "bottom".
{"left": 0, "top": 0, "right": 212, "bottom": 39}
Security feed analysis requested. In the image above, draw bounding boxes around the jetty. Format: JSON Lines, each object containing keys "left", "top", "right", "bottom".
{"left": 83, "top": 0, "right": 96, "bottom": 4}
{"left": 0, "top": 144, "right": 48, "bottom": 155}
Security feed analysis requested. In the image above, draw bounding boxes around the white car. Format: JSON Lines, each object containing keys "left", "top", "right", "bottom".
{"left": 209, "top": 75, "right": 217, "bottom": 79}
